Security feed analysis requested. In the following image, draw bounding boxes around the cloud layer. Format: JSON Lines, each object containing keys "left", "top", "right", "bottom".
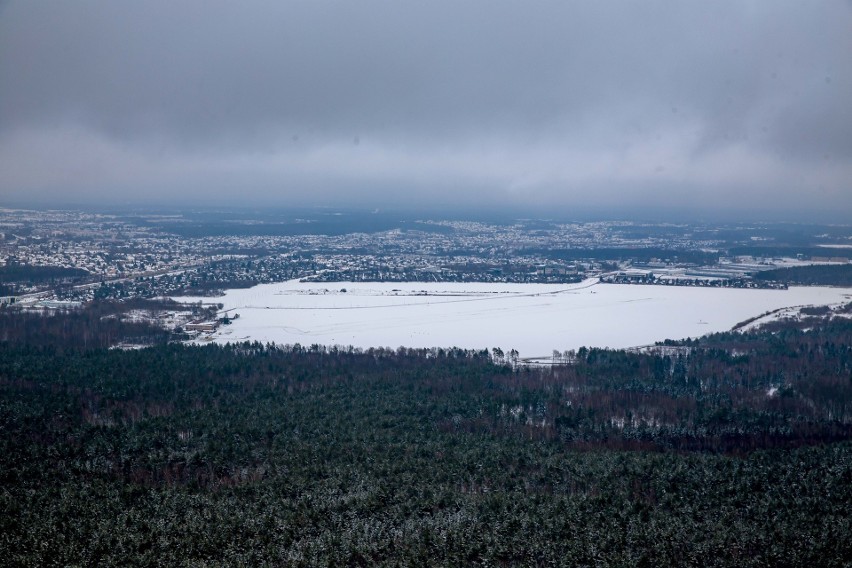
{"left": 1, "top": 1, "right": 850, "bottom": 220}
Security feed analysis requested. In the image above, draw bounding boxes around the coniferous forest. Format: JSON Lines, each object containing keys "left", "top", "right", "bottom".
{"left": 1, "top": 316, "right": 851, "bottom": 565}
{"left": 752, "top": 264, "right": 852, "bottom": 287}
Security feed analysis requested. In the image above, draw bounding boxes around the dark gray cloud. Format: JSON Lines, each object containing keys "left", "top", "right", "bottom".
{"left": 1, "top": 1, "right": 850, "bottom": 220}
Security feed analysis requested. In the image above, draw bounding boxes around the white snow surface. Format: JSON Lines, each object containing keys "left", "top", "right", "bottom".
{"left": 172, "top": 279, "right": 852, "bottom": 358}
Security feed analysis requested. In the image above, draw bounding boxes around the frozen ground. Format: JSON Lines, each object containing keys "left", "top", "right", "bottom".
{"left": 172, "top": 279, "right": 852, "bottom": 358}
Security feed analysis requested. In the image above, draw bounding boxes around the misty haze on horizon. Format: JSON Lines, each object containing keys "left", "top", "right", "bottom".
{"left": 1, "top": 1, "right": 850, "bottom": 222}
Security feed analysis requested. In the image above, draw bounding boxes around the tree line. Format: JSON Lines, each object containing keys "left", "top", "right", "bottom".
{"left": 753, "top": 263, "right": 852, "bottom": 286}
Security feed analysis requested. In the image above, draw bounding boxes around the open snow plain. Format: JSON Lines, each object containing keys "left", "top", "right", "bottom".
{"left": 173, "top": 279, "right": 852, "bottom": 358}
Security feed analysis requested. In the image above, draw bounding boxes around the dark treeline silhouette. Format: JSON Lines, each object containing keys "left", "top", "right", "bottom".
{"left": 0, "top": 263, "right": 89, "bottom": 284}
{"left": 0, "top": 263, "right": 90, "bottom": 295}
{"left": 0, "top": 299, "right": 212, "bottom": 348}
{"left": 525, "top": 247, "right": 718, "bottom": 265}
{"left": 2, "top": 319, "right": 851, "bottom": 565}
{"left": 729, "top": 245, "right": 852, "bottom": 260}
{"left": 0, "top": 262, "right": 89, "bottom": 296}
{"left": 754, "top": 263, "right": 852, "bottom": 286}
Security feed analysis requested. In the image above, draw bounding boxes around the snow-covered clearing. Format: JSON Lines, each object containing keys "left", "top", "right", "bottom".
{"left": 172, "top": 279, "right": 852, "bottom": 359}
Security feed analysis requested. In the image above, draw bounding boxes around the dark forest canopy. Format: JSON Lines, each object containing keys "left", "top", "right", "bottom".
{"left": 0, "top": 263, "right": 89, "bottom": 282}
{"left": 0, "top": 299, "right": 213, "bottom": 348}
{"left": 754, "top": 263, "right": 852, "bottom": 287}
{"left": 2, "top": 319, "right": 851, "bottom": 565}
{"left": 730, "top": 245, "right": 852, "bottom": 260}
{"left": 0, "top": 264, "right": 89, "bottom": 293}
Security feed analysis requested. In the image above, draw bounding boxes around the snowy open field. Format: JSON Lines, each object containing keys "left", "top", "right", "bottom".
{"left": 172, "top": 279, "right": 852, "bottom": 358}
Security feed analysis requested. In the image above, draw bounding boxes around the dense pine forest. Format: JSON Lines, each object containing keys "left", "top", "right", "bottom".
{"left": 2, "top": 318, "right": 851, "bottom": 565}
{"left": 0, "top": 300, "right": 214, "bottom": 348}
{"left": 754, "top": 264, "right": 852, "bottom": 287}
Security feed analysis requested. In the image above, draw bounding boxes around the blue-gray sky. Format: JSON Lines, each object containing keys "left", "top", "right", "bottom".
{"left": 1, "top": 1, "right": 850, "bottom": 220}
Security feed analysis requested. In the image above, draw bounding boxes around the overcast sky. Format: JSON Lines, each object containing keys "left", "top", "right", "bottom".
{"left": 1, "top": 1, "right": 850, "bottom": 220}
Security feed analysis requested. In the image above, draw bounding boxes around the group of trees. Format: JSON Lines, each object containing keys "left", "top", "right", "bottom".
{"left": 0, "top": 299, "right": 214, "bottom": 348}
{"left": 0, "top": 263, "right": 89, "bottom": 295}
{"left": 2, "top": 318, "right": 851, "bottom": 565}
{"left": 754, "top": 263, "right": 852, "bottom": 287}
{"left": 0, "top": 263, "right": 89, "bottom": 284}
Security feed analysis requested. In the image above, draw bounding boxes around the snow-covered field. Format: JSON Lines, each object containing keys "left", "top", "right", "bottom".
{"left": 172, "top": 279, "right": 852, "bottom": 358}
